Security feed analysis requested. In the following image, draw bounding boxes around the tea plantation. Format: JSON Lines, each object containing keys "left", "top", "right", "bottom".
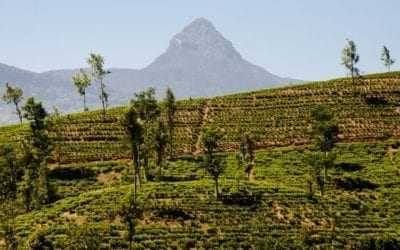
{"left": 0, "top": 72, "right": 400, "bottom": 249}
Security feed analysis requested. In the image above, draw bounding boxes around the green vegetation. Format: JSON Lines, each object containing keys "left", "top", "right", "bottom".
{"left": 381, "top": 46, "right": 396, "bottom": 72}
{"left": 87, "top": 53, "right": 111, "bottom": 119}
{"left": 0, "top": 72, "right": 399, "bottom": 249}
{"left": 72, "top": 69, "right": 92, "bottom": 112}
{"left": 2, "top": 83, "right": 24, "bottom": 124}
{"left": 341, "top": 39, "right": 360, "bottom": 83}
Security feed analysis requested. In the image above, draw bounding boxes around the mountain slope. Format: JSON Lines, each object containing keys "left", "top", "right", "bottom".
{"left": 1, "top": 72, "right": 399, "bottom": 163}
{"left": 0, "top": 18, "right": 296, "bottom": 124}
{"left": 0, "top": 72, "right": 399, "bottom": 249}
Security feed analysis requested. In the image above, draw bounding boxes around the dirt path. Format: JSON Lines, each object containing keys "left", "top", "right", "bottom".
{"left": 193, "top": 101, "right": 211, "bottom": 155}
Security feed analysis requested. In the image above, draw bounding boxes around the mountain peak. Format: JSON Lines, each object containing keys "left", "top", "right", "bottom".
{"left": 166, "top": 18, "right": 242, "bottom": 61}
{"left": 183, "top": 17, "right": 216, "bottom": 32}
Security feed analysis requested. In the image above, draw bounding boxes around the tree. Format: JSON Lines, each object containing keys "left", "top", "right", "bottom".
{"left": 122, "top": 106, "right": 144, "bottom": 202}
{"left": 203, "top": 155, "right": 226, "bottom": 200}
{"left": 237, "top": 132, "right": 256, "bottom": 182}
{"left": 381, "top": 46, "right": 395, "bottom": 72}
{"left": 130, "top": 88, "right": 160, "bottom": 181}
{"left": 0, "top": 145, "right": 20, "bottom": 250}
{"left": 2, "top": 83, "right": 23, "bottom": 124}
{"left": 21, "top": 97, "right": 52, "bottom": 210}
{"left": 120, "top": 193, "right": 141, "bottom": 250}
{"left": 0, "top": 145, "right": 19, "bottom": 202}
{"left": 164, "top": 87, "right": 177, "bottom": 158}
{"left": 306, "top": 152, "right": 336, "bottom": 197}
{"left": 202, "top": 127, "right": 223, "bottom": 158}
{"left": 154, "top": 120, "right": 168, "bottom": 179}
{"left": 72, "top": 69, "right": 91, "bottom": 111}
{"left": 27, "top": 228, "right": 54, "bottom": 250}
{"left": 201, "top": 128, "right": 225, "bottom": 199}
{"left": 310, "top": 106, "right": 339, "bottom": 181}
{"left": 341, "top": 39, "right": 360, "bottom": 83}
{"left": 64, "top": 223, "right": 101, "bottom": 250}
{"left": 309, "top": 106, "right": 339, "bottom": 195}
{"left": 87, "top": 53, "right": 110, "bottom": 118}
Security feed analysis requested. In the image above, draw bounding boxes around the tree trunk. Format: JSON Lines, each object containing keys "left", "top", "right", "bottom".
{"left": 168, "top": 121, "right": 174, "bottom": 159}
{"left": 83, "top": 93, "right": 87, "bottom": 111}
{"left": 215, "top": 178, "right": 219, "bottom": 199}
{"left": 100, "top": 78, "right": 106, "bottom": 119}
{"left": 157, "top": 153, "right": 162, "bottom": 179}
{"left": 15, "top": 103, "right": 22, "bottom": 124}
{"left": 236, "top": 173, "right": 240, "bottom": 190}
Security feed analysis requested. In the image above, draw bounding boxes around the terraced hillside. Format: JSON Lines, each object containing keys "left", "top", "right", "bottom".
{"left": 1, "top": 72, "right": 400, "bottom": 164}
{"left": 4, "top": 142, "right": 400, "bottom": 249}
{"left": 0, "top": 72, "right": 400, "bottom": 249}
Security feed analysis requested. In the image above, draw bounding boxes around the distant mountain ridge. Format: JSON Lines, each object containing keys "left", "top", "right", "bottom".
{"left": 0, "top": 18, "right": 297, "bottom": 124}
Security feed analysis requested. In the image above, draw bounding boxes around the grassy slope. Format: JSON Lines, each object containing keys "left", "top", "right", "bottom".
{"left": 0, "top": 72, "right": 400, "bottom": 249}
{"left": 10, "top": 142, "right": 400, "bottom": 249}
{"left": 1, "top": 71, "right": 400, "bottom": 163}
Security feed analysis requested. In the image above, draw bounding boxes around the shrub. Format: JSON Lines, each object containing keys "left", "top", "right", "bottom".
{"left": 335, "top": 177, "right": 379, "bottom": 191}
{"left": 335, "top": 163, "right": 364, "bottom": 172}
{"left": 154, "top": 207, "right": 194, "bottom": 220}
{"left": 48, "top": 167, "right": 96, "bottom": 180}
{"left": 219, "top": 188, "right": 262, "bottom": 206}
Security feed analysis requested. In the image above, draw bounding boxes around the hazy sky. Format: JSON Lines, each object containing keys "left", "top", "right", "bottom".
{"left": 0, "top": 0, "right": 398, "bottom": 80}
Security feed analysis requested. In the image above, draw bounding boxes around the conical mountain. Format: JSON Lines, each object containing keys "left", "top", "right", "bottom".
{"left": 143, "top": 18, "right": 287, "bottom": 97}
{"left": 0, "top": 18, "right": 296, "bottom": 124}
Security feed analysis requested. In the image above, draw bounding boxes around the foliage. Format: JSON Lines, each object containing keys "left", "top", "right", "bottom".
{"left": 120, "top": 192, "right": 141, "bottom": 250}
{"left": 164, "top": 87, "right": 177, "bottom": 158}
{"left": 335, "top": 176, "right": 379, "bottom": 191}
{"left": 341, "top": 39, "right": 360, "bottom": 82}
{"left": 310, "top": 105, "right": 339, "bottom": 152}
{"left": 1, "top": 83, "right": 24, "bottom": 124}
{"left": 154, "top": 120, "right": 168, "bottom": 178}
{"left": 26, "top": 228, "right": 54, "bottom": 250}
{"left": 130, "top": 88, "right": 160, "bottom": 181}
{"left": 21, "top": 97, "right": 53, "bottom": 210}
{"left": 0, "top": 145, "right": 19, "bottom": 201}
{"left": 381, "top": 46, "right": 395, "bottom": 72}
{"left": 72, "top": 69, "right": 91, "bottom": 111}
{"left": 237, "top": 132, "right": 257, "bottom": 181}
{"left": 64, "top": 223, "right": 102, "bottom": 250}
{"left": 305, "top": 151, "right": 336, "bottom": 196}
{"left": 121, "top": 106, "right": 143, "bottom": 201}
{"left": 87, "top": 53, "right": 110, "bottom": 118}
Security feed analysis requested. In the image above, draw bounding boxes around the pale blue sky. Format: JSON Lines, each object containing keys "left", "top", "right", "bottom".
{"left": 0, "top": 0, "right": 398, "bottom": 80}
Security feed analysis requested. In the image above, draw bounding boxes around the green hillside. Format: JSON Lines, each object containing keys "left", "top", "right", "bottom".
{"left": 2, "top": 72, "right": 400, "bottom": 163}
{"left": 0, "top": 72, "right": 400, "bottom": 249}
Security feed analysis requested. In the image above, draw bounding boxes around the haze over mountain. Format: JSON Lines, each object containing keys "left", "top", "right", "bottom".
{"left": 0, "top": 18, "right": 297, "bottom": 124}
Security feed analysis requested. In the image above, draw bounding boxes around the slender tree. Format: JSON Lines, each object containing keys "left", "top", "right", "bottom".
{"left": 201, "top": 128, "right": 225, "bottom": 199}
{"left": 2, "top": 83, "right": 23, "bottom": 124}
{"left": 120, "top": 193, "right": 141, "bottom": 250}
{"left": 305, "top": 152, "right": 335, "bottom": 197}
{"left": 381, "top": 46, "right": 395, "bottom": 72}
{"left": 154, "top": 120, "right": 168, "bottom": 179}
{"left": 311, "top": 106, "right": 339, "bottom": 189}
{"left": 237, "top": 132, "right": 256, "bottom": 181}
{"left": 164, "top": 87, "right": 177, "bottom": 158}
{"left": 87, "top": 53, "right": 110, "bottom": 118}
{"left": 310, "top": 105, "right": 339, "bottom": 181}
{"left": 21, "top": 97, "right": 52, "bottom": 210}
{"left": 341, "top": 39, "right": 360, "bottom": 83}
{"left": 130, "top": 88, "right": 160, "bottom": 181}
{"left": 122, "top": 106, "right": 144, "bottom": 202}
{"left": 72, "top": 69, "right": 91, "bottom": 111}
